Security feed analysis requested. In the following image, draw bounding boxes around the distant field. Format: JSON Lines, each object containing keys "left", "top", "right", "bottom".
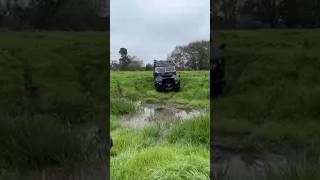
{"left": 110, "top": 71, "right": 210, "bottom": 180}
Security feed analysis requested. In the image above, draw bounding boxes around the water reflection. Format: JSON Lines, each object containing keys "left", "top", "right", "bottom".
{"left": 122, "top": 102, "right": 203, "bottom": 128}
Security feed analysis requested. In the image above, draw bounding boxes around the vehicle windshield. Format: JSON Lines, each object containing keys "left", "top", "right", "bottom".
{"left": 155, "top": 66, "right": 175, "bottom": 73}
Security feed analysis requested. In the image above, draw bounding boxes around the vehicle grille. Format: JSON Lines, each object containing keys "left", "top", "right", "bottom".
{"left": 163, "top": 78, "right": 174, "bottom": 85}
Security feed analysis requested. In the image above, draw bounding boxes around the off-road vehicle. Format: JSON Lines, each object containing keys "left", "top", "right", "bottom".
{"left": 153, "top": 60, "right": 180, "bottom": 91}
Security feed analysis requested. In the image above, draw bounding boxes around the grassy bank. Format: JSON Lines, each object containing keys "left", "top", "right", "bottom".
{"left": 214, "top": 30, "right": 320, "bottom": 179}
{"left": 111, "top": 71, "right": 210, "bottom": 108}
{"left": 110, "top": 71, "right": 210, "bottom": 180}
{"left": 0, "top": 31, "right": 108, "bottom": 178}
{"left": 214, "top": 29, "right": 320, "bottom": 149}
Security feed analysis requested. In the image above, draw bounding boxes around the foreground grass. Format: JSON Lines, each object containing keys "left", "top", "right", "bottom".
{"left": 110, "top": 71, "right": 210, "bottom": 179}
{"left": 111, "top": 114, "right": 210, "bottom": 180}
{"left": 112, "top": 145, "right": 209, "bottom": 180}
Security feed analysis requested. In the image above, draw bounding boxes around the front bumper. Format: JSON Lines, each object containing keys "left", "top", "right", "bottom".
{"left": 155, "top": 81, "right": 180, "bottom": 90}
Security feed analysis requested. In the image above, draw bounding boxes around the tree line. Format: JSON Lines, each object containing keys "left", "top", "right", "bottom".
{"left": 110, "top": 48, "right": 145, "bottom": 71}
{"left": 0, "top": 0, "right": 108, "bottom": 30}
{"left": 212, "top": 0, "right": 320, "bottom": 29}
{"left": 111, "top": 40, "right": 209, "bottom": 71}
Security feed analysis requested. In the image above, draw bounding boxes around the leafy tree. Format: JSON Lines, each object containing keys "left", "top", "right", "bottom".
{"left": 145, "top": 63, "right": 153, "bottom": 71}
{"left": 281, "top": 0, "right": 298, "bottom": 27}
{"left": 118, "top": 48, "right": 131, "bottom": 70}
{"left": 111, "top": 60, "right": 119, "bottom": 71}
{"left": 127, "top": 58, "right": 143, "bottom": 71}
{"left": 262, "top": 0, "right": 278, "bottom": 28}
{"left": 0, "top": 0, "right": 107, "bottom": 30}
{"left": 117, "top": 48, "right": 143, "bottom": 71}
{"left": 168, "top": 40, "right": 209, "bottom": 70}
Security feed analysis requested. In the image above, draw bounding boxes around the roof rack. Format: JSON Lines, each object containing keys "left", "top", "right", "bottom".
{"left": 153, "top": 60, "right": 174, "bottom": 67}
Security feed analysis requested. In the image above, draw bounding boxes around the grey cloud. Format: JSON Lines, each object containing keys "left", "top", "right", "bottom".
{"left": 111, "top": 0, "right": 209, "bottom": 64}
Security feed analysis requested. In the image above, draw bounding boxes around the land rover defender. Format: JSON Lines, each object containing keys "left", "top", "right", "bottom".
{"left": 153, "top": 60, "right": 180, "bottom": 91}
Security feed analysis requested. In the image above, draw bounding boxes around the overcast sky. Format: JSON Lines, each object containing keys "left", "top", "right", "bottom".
{"left": 110, "top": 0, "right": 210, "bottom": 65}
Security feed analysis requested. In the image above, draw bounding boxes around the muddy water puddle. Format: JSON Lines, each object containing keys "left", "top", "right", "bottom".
{"left": 213, "top": 150, "right": 291, "bottom": 180}
{"left": 212, "top": 142, "right": 317, "bottom": 180}
{"left": 121, "top": 102, "right": 203, "bottom": 128}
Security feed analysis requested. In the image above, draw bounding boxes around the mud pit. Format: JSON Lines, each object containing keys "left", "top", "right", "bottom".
{"left": 212, "top": 138, "right": 311, "bottom": 180}
{"left": 213, "top": 149, "right": 291, "bottom": 180}
{"left": 121, "top": 102, "right": 203, "bottom": 128}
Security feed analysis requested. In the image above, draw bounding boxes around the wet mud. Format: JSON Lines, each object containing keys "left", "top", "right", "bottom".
{"left": 121, "top": 102, "right": 203, "bottom": 128}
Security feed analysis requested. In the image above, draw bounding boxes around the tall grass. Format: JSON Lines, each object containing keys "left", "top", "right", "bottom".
{"left": 111, "top": 145, "right": 209, "bottom": 180}
{"left": 167, "top": 114, "right": 210, "bottom": 146}
{"left": 111, "top": 110, "right": 210, "bottom": 179}
{"left": 110, "top": 98, "right": 139, "bottom": 115}
{"left": 0, "top": 31, "right": 108, "bottom": 177}
{"left": 0, "top": 116, "right": 85, "bottom": 170}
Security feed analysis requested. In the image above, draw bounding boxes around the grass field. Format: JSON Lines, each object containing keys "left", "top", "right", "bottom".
{"left": 1, "top": 29, "right": 320, "bottom": 179}
{"left": 110, "top": 71, "right": 210, "bottom": 180}
{"left": 0, "top": 31, "right": 108, "bottom": 179}
{"left": 214, "top": 29, "right": 320, "bottom": 148}
{"left": 214, "top": 29, "right": 320, "bottom": 179}
{"left": 111, "top": 71, "right": 210, "bottom": 108}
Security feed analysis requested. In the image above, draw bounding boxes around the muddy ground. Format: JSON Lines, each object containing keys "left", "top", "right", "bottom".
{"left": 212, "top": 144, "right": 292, "bottom": 180}
{"left": 120, "top": 101, "right": 203, "bottom": 129}
{"left": 211, "top": 135, "right": 317, "bottom": 180}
